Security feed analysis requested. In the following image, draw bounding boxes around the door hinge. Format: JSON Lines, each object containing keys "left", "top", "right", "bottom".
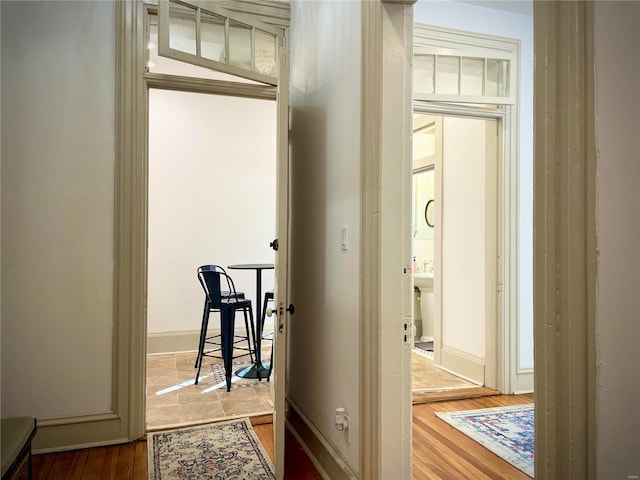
{"left": 277, "top": 303, "right": 295, "bottom": 332}
{"left": 403, "top": 317, "right": 412, "bottom": 344}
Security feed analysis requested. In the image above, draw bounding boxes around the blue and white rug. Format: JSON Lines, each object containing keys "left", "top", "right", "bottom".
{"left": 148, "top": 418, "right": 274, "bottom": 479}
{"left": 436, "top": 404, "right": 534, "bottom": 477}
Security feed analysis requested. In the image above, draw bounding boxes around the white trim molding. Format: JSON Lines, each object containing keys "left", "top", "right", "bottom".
{"left": 32, "top": 412, "right": 128, "bottom": 454}
{"left": 361, "top": 2, "right": 414, "bottom": 478}
{"left": 360, "top": 2, "right": 383, "bottom": 477}
{"left": 534, "top": 2, "right": 597, "bottom": 478}
{"left": 114, "top": 0, "right": 149, "bottom": 443}
{"left": 440, "top": 346, "right": 484, "bottom": 385}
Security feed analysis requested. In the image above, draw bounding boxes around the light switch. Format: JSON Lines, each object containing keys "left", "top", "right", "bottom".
{"left": 341, "top": 226, "right": 348, "bottom": 251}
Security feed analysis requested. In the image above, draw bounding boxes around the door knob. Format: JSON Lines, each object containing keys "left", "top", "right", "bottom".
{"left": 270, "top": 239, "right": 279, "bottom": 251}
{"left": 286, "top": 304, "right": 295, "bottom": 315}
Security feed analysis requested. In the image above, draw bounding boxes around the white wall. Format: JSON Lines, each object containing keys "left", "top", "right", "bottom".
{"left": 414, "top": 0, "right": 534, "bottom": 368}
{"left": 1, "top": 1, "right": 115, "bottom": 417}
{"left": 147, "top": 90, "right": 276, "bottom": 336}
{"left": 289, "top": 0, "right": 361, "bottom": 471}
{"left": 594, "top": 2, "right": 640, "bottom": 477}
{"left": 441, "top": 117, "right": 486, "bottom": 358}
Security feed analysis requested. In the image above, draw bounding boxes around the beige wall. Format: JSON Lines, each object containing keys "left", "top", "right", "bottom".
{"left": 288, "top": 0, "right": 362, "bottom": 471}
{"left": 594, "top": 2, "right": 640, "bottom": 476}
{"left": 1, "top": 1, "right": 115, "bottom": 418}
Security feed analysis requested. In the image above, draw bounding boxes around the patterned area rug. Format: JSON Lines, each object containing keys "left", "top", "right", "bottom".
{"left": 148, "top": 418, "right": 274, "bottom": 479}
{"left": 436, "top": 404, "right": 534, "bottom": 477}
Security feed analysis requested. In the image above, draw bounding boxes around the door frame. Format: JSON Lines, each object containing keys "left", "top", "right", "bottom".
{"left": 114, "top": 0, "right": 283, "bottom": 442}
{"left": 360, "top": 2, "right": 415, "bottom": 478}
{"left": 411, "top": 22, "right": 526, "bottom": 393}
{"left": 413, "top": 101, "right": 510, "bottom": 393}
{"left": 533, "top": 2, "right": 597, "bottom": 476}
{"left": 412, "top": 104, "right": 508, "bottom": 391}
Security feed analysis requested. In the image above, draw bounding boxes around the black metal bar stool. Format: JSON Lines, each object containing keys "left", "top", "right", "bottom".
{"left": 193, "top": 277, "right": 246, "bottom": 368}
{"left": 194, "top": 265, "right": 256, "bottom": 391}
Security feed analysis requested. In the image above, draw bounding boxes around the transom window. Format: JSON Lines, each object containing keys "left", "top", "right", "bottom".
{"left": 414, "top": 24, "right": 517, "bottom": 105}
{"left": 158, "top": 0, "right": 285, "bottom": 85}
{"left": 415, "top": 54, "right": 509, "bottom": 97}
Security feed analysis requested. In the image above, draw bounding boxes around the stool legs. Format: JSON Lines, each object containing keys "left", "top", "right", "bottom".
{"left": 194, "top": 301, "right": 256, "bottom": 390}
{"left": 260, "top": 293, "right": 271, "bottom": 331}
{"left": 195, "top": 298, "right": 209, "bottom": 368}
{"left": 219, "top": 305, "right": 254, "bottom": 391}
{"left": 220, "top": 307, "right": 236, "bottom": 392}
{"left": 194, "top": 303, "right": 210, "bottom": 385}
{"left": 243, "top": 306, "right": 256, "bottom": 364}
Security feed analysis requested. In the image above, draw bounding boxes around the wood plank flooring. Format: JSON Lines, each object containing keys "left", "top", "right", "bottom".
{"left": 32, "top": 394, "right": 533, "bottom": 479}
{"left": 413, "top": 394, "right": 534, "bottom": 480}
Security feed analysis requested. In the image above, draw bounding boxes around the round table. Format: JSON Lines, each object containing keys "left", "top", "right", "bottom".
{"left": 227, "top": 263, "right": 274, "bottom": 379}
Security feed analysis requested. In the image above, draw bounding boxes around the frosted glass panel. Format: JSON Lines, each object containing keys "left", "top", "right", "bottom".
{"left": 169, "top": 1, "right": 196, "bottom": 55}
{"left": 486, "top": 59, "right": 509, "bottom": 97}
{"left": 254, "top": 30, "right": 276, "bottom": 76}
{"left": 461, "top": 57, "right": 484, "bottom": 96}
{"left": 201, "top": 12, "right": 225, "bottom": 63}
{"left": 229, "top": 20, "right": 251, "bottom": 70}
{"left": 414, "top": 55, "right": 435, "bottom": 95}
{"left": 436, "top": 56, "right": 460, "bottom": 95}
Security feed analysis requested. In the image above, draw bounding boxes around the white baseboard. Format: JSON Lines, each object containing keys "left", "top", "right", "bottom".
{"left": 439, "top": 345, "right": 485, "bottom": 385}
{"left": 147, "top": 327, "right": 252, "bottom": 355}
{"left": 285, "top": 399, "right": 357, "bottom": 480}
{"left": 32, "top": 411, "right": 129, "bottom": 453}
{"left": 514, "top": 366, "right": 534, "bottom": 393}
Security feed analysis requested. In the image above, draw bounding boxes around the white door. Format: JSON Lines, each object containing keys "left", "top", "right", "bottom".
{"left": 272, "top": 45, "right": 289, "bottom": 478}
{"left": 158, "top": 2, "right": 289, "bottom": 476}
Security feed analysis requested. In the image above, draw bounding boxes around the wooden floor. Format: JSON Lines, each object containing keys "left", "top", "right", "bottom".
{"left": 413, "top": 394, "right": 534, "bottom": 479}
{"left": 32, "top": 394, "right": 533, "bottom": 480}
{"left": 31, "top": 421, "right": 321, "bottom": 480}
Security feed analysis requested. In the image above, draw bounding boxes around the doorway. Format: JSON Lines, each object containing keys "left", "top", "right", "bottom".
{"left": 144, "top": 88, "right": 277, "bottom": 430}
{"left": 411, "top": 112, "right": 500, "bottom": 398}
{"left": 133, "top": 2, "right": 289, "bottom": 437}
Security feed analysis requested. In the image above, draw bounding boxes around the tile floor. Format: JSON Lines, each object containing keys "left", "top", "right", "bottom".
{"left": 411, "top": 348, "right": 477, "bottom": 391}
{"left": 146, "top": 348, "right": 273, "bottom": 431}
{"left": 146, "top": 346, "right": 476, "bottom": 431}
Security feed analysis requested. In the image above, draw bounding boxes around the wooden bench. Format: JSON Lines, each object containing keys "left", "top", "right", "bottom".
{"left": 1, "top": 417, "right": 37, "bottom": 480}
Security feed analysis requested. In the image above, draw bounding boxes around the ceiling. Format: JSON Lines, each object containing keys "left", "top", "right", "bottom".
{"left": 459, "top": 1, "right": 533, "bottom": 17}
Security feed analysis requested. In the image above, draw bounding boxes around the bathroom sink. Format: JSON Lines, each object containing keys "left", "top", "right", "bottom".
{"left": 413, "top": 272, "right": 433, "bottom": 289}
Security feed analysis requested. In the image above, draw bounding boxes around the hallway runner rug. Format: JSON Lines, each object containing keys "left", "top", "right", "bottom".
{"left": 435, "top": 404, "right": 534, "bottom": 477}
{"left": 148, "top": 418, "right": 275, "bottom": 479}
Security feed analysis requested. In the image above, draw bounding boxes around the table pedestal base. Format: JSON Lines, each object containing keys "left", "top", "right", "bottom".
{"left": 235, "top": 362, "right": 270, "bottom": 380}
